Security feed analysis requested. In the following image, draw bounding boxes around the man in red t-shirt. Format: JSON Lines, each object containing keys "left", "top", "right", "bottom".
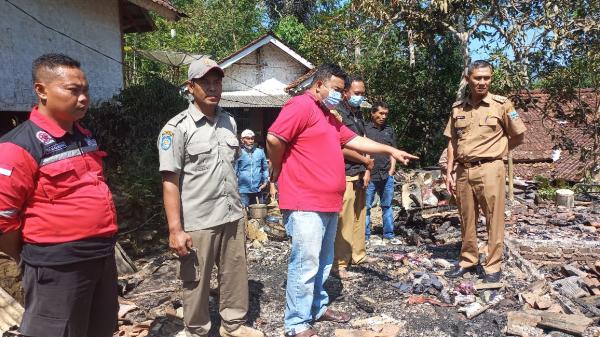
{"left": 267, "top": 64, "right": 417, "bottom": 337}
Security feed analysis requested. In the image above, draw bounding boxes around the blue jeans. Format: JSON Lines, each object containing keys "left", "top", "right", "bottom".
{"left": 283, "top": 211, "right": 338, "bottom": 335}
{"left": 240, "top": 192, "right": 265, "bottom": 207}
{"left": 365, "top": 176, "right": 395, "bottom": 239}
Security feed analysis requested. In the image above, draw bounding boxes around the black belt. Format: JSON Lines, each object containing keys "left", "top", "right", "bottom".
{"left": 459, "top": 158, "right": 498, "bottom": 168}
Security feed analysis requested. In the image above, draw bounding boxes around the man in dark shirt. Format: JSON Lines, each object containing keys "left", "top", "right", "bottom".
{"left": 364, "top": 102, "right": 398, "bottom": 243}
{"left": 332, "top": 76, "right": 376, "bottom": 279}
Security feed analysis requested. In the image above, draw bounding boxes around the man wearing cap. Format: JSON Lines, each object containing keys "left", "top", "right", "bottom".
{"left": 158, "top": 58, "right": 263, "bottom": 337}
{"left": 443, "top": 60, "right": 526, "bottom": 283}
{"left": 235, "top": 129, "right": 269, "bottom": 207}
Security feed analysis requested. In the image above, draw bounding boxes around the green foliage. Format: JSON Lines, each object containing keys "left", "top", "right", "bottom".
{"left": 83, "top": 77, "right": 188, "bottom": 228}
{"left": 273, "top": 16, "right": 307, "bottom": 50}
{"left": 534, "top": 176, "right": 572, "bottom": 200}
{"left": 297, "top": 7, "right": 464, "bottom": 165}
{"left": 124, "top": 0, "right": 266, "bottom": 84}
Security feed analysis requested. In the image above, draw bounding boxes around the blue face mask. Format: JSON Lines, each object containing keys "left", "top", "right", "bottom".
{"left": 348, "top": 95, "right": 365, "bottom": 107}
{"left": 322, "top": 89, "right": 342, "bottom": 109}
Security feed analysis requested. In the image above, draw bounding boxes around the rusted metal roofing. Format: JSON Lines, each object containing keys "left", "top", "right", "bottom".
{"left": 127, "top": 0, "right": 186, "bottom": 21}
{"left": 220, "top": 94, "right": 291, "bottom": 108}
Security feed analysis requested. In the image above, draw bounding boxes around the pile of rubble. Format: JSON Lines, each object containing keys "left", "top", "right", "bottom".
{"left": 3, "top": 177, "right": 600, "bottom": 336}
{"left": 505, "top": 262, "right": 600, "bottom": 336}
{"left": 513, "top": 179, "right": 538, "bottom": 203}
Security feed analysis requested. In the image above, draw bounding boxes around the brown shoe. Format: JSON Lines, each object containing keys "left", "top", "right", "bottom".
{"left": 285, "top": 328, "right": 318, "bottom": 337}
{"left": 316, "top": 308, "right": 350, "bottom": 323}
{"left": 357, "top": 256, "right": 380, "bottom": 265}
{"left": 219, "top": 325, "right": 264, "bottom": 337}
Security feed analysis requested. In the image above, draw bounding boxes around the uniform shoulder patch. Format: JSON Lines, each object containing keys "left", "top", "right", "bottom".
{"left": 166, "top": 112, "right": 187, "bottom": 127}
{"left": 492, "top": 95, "right": 508, "bottom": 103}
{"left": 452, "top": 101, "right": 463, "bottom": 108}
{"left": 159, "top": 130, "right": 174, "bottom": 151}
{"left": 509, "top": 110, "right": 520, "bottom": 120}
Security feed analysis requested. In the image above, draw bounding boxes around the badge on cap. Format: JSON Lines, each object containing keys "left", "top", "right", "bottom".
{"left": 160, "top": 131, "right": 174, "bottom": 151}
{"left": 0, "top": 164, "right": 12, "bottom": 177}
{"left": 509, "top": 110, "right": 519, "bottom": 120}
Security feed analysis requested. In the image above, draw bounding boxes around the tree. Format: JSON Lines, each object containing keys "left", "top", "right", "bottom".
{"left": 124, "top": 0, "right": 266, "bottom": 84}
{"left": 264, "top": 0, "right": 341, "bottom": 26}
{"left": 298, "top": 4, "right": 464, "bottom": 164}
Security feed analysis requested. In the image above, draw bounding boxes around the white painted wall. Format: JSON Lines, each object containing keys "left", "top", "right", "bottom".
{"left": 222, "top": 43, "right": 308, "bottom": 95}
{"left": 0, "top": 0, "right": 123, "bottom": 112}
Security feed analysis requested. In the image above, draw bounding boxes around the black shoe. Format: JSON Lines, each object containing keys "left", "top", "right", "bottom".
{"left": 444, "top": 265, "right": 478, "bottom": 279}
{"left": 483, "top": 271, "right": 502, "bottom": 283}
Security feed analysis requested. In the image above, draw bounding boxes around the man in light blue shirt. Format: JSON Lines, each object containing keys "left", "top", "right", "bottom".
{"left": 235, "top": 129, "right": 269, "bottom": 206}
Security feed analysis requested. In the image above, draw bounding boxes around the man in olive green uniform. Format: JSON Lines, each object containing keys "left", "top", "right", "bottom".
{"left": 158, "top": 58, "right": 263, "bottom": 337}
{"left": 443, "top": 60, "right": 526, "bottom": 283}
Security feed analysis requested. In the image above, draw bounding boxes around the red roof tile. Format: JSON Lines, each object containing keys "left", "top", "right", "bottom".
{"left": 511, "top": 89, "right": 598, "bottom": 181}
{"left": 285, "top": 68, "right": 316, "bottom": 93}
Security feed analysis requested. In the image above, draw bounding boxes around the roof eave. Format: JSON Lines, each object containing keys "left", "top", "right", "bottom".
{"left": 219, "top": 32, "right": 314, "bottom": 70}
{"left": 126, "top": 0, "right": 186, "bottom": 21}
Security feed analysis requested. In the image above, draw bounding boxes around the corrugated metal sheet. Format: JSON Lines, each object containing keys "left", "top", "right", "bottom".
{"left": 220, "top": 94, "right": 291, "bottom": 108}
{"left": 0, "top": 286, "right": 23, "bottom": 333}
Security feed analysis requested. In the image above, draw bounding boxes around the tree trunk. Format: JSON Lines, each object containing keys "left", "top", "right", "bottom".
{"left": 455, "top": 33, "right": 470, "bottom": 101}
{"left": 408, "top": 29, "right": 416, "bottom": 68}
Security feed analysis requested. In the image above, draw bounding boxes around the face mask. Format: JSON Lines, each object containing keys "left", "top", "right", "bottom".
{"left": 348, "top": 95, "right": 365, "bottom": 107}
{"left": 322, "top": 89, "right": 342, "bottom": 109}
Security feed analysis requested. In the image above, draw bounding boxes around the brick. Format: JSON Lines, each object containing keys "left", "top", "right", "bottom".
{"left": 520, "top": 245, "right": 533, "bottom": 252}
{"left": 563, "top": 248, "right": 576, "bottom": 254}
{"left": 545, "top": 252, "right": 563, "bottom": 259}
{"left": 535, "top": 246, "right": 558, "bottom": 253}
{"left": 580, "top": 248, "right": 593, "bottom": 254}
{"left": 521, "top": 253, "right": 545, "bottom": 261}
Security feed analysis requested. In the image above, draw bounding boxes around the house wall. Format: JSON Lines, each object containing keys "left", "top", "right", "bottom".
{"left": 222, "top": 43, "right": 307, "bottom": 94}
{"left": 0, "top": 0, "right": 123, "bottom": 112}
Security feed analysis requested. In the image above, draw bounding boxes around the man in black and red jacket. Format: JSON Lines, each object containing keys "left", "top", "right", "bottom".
{"left": 0, "top": 54, "right": 118, "bottom": 337}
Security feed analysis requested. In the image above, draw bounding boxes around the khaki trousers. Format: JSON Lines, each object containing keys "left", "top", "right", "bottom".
{"left": 334, "top": 176, "right": 367, "bottom": 269}
{"left": 179, "top": 218, "right": 248, "bottom": 337}
{"left": 455, "top": 160, "right": 506, "bottom": 273}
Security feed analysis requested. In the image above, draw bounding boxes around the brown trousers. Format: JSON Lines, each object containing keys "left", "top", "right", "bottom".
{"left": 334, "top": 176, "right": 367, "bottom": 269}
{"left": 455, "top": 160, "right": 506, "bottom": 273}
{"left": 179, "top": 219, "right": 248, "bottom": 337}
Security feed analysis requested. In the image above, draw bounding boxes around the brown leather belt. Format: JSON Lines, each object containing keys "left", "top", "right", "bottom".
{"left": 459, "top": 158, "right": 498, "bottom": 168}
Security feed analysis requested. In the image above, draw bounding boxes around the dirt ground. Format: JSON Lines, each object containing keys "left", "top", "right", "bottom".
{"left": 114, "top": 208, "right": 539, "bottom": 337}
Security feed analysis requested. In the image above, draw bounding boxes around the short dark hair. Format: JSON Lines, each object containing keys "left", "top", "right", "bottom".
{"left": 32, "top": 53, "right": 81, "bottom": 83}
{"left": 344, "top": 75, "right": 365, "bottom": 90}
{"left": 467, "top": 60, "right": 493, "bottom": 76}
{"left": 310, "top": 63, "right": 347, "bottom": 87}
{"left": 371, "top": 101, "right": 389, "bottom": 113}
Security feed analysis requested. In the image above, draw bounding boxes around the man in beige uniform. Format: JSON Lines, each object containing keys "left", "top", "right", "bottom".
{"left": 158, "top": 58, "right": 263, "bottom": 337}
{"left": 443, "top": 60, "right": 526, "bottom": 283}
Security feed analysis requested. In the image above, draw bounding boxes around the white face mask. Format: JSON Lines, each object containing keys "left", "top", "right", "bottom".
{"left": 322, "top": 89, "right": 342, "bottom": 109}
{"left": 348, "top": 95, "right": 365, "bottom": 107}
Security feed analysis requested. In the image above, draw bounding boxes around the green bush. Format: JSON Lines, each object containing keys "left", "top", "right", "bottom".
{"left": 534, "top": 176, "right": 572, "bottom": 200}
{"left": 84, "top": 77, "right": 188, "bottom": 229}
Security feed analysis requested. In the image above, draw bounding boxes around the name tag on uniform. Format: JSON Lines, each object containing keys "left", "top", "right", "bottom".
{"left": 456, "top": 116, "right": 465, "bottom": 119}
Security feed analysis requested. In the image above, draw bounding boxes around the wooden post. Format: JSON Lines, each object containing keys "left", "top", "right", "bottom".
{"left": 508, "top": 150, "right": 514, "bottom": 204}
